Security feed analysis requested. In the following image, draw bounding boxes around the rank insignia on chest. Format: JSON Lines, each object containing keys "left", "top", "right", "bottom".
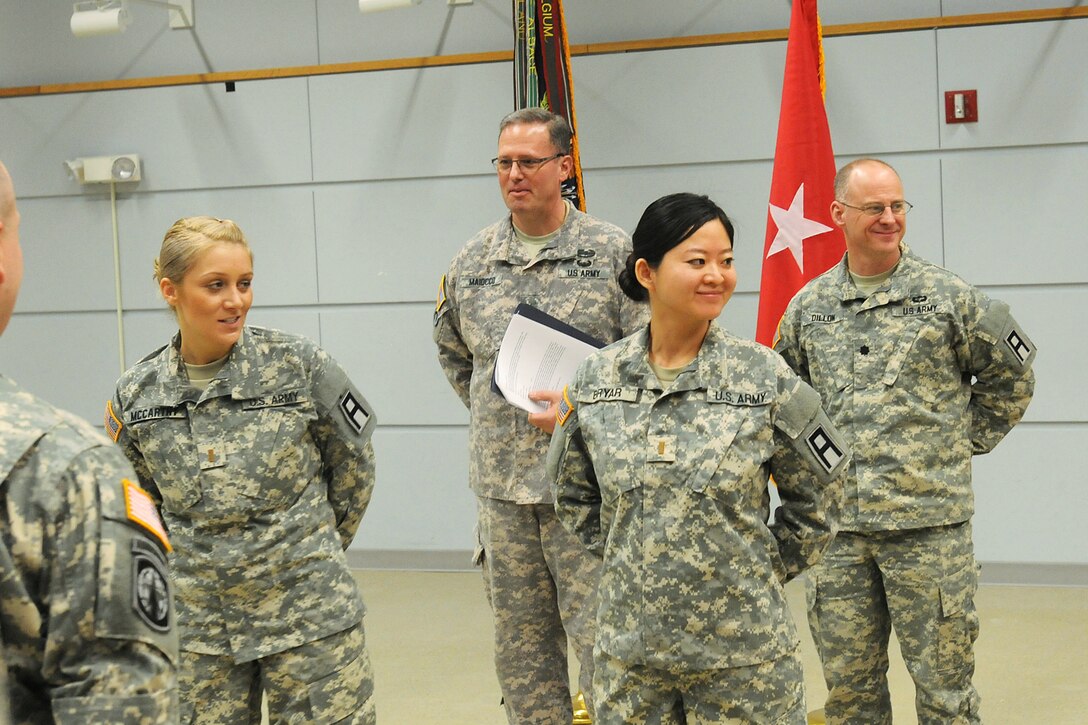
{"left": 648, "top": 435, "right": 676, "bottom": 463}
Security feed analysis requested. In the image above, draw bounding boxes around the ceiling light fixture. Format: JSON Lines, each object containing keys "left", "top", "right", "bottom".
{"left": 71, "top": 0, "right": 193, "bottom": 38}
{"left": 358, "top": 0, "right": 472, "bottom": 14}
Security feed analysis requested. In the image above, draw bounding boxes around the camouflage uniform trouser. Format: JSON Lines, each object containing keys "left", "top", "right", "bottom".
{"left": 179, "top": 621, "right": 376, "bottom": 724}
{"left": 476, "top": 496, "right": 600, "bottom": 725}
{"left": 806, "top": 521, "right": 981, "bottom": 724}
{"left": 592, "top": 648, "right": 806, "bottom": 724}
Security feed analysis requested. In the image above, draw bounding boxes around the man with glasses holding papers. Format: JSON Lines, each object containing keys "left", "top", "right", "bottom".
{"left": 433, "top": 108, "right": 645, "bottom": 724}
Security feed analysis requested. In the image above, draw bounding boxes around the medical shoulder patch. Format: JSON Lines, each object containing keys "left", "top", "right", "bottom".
{"left": 131, "top": 538, "right": 171, "bottom": 633}
{"left": 123, "top": 479, "right": 171, "bottom": 552}
{"left": 104, "top": 400, "right": 123, "bottom": 442}
{"left": 556, "top": 386, "right": 575, "bottom": 427}
{"left": 339, "top": 390, "right": 370, "bottom": 435}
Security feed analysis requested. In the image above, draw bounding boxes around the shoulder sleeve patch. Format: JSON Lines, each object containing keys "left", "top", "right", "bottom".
{"left": 433, "top": 274, "right": 448, "bottom": 327}
{"left": 104, "top": 400, "right": 123, "bottom": 442}
{"left": 556, "top": 386, "right": 575, "bottom": 427}
{"left": 131, "top": 538, "right": 172, "bottom": 633}
{"left": 339, "top": 390, "right": 371, "bottom": 435}
{"left": 805, "top": 424, "right": 847, "bottom": 474}
{"left": 435, "top": 274, "right": 447, "bottom": 313}
{"left": 122, "top": 479, "right": 171, "bottom": 552}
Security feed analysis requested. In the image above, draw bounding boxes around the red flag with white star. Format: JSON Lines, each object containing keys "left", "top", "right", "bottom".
{"left": 756, "top": 0, "right": 845, "bottom": 346}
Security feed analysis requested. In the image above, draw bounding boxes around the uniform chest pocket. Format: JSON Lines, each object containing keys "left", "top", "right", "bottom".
{"left": 576, "top": 391, "right": 643, "bottom": 503}
{"left": 131, "top": 414, "right": 202, "bottom": 513}
{"left": 456, "top": 272, "right": 514, "bottom": 355}
{"left": 237, "top": 393, "right": 318, "bottom": 504}
{"left": 799, "top": 317, "right": 850, "bottom": 397}
{"left": 882, "top": 309, "right": 958, "bottom": 404}
{"left": 688, "top": 396, "right": 774, "bottom": 503}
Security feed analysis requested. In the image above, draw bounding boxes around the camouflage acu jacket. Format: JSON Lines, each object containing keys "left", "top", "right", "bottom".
{"left": 1, "top": 375, "right": 177, "bottom": 723}
{"left": 109, "top": 327, "right": 376, "bottom": 661}
{"left": 775, "top": 244, "right": 1036, "bottom": 532}
{"left": 434, "top": 207, "right": 647, "bottom": 503}
{"left": 548, "top": 324, "right": 848, "bottom": 670}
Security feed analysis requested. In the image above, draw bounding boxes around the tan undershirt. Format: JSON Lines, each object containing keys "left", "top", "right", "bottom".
{"left": 850, "top": 266, "right": 896, "bottom": 297}
{"left": 185, "top": 355, "right": 229, "bottom": 391}
{"left": 648, "top": 357, "right": 688, "bottom": 384}
{"left": 513, "top": 200, "right": 571, "bottom": 258}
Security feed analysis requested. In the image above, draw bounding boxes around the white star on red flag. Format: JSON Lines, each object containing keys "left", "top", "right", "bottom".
{"left": 766, "top": 182, "right": 833, "bottom": 273}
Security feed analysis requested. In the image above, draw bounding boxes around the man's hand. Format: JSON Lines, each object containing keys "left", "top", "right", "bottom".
{"left": 527, "top": 389, "right": 563, "bottom": 434}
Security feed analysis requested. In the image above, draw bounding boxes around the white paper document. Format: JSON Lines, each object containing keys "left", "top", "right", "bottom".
{"left": 492, "top": 304, "right": 604, "bottom": 413}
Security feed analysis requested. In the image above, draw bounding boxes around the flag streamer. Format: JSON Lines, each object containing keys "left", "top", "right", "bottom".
{"left": 512, "top": 0, "right": 586, "bottom": 210}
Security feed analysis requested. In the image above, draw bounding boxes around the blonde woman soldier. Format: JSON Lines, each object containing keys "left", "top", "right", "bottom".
{"left": 106, "top": 217, "right": 378, "bottom": 724}
{"left": 548, "top": 193, "right": 849, "bottom": 724}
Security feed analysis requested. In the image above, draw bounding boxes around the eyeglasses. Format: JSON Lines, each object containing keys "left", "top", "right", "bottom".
{"left": 838, "top": 200, "right": 913, "bottom": 216}
{"left": 490, "top": 153, "right": 565, "bottom": 173}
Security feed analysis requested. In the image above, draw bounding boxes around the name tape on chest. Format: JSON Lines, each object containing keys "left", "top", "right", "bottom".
{"left": 241, "top": 390, "right": 303, "bottom": 410}
{"left": 559, "top": 267, "right": 606, "bottom": 279}
{"left": 588, "top": 387, "right": 638, "bottom": 403}
{"left": 126, "top": 405, "right": 186, "bottom": 424}
{"left": 123, "top": 479, "right": 172, "bottom": 552}
{"left": 104, "top": 400, "right": 123, "bottom": 442}
{"left": 806, "top": 426, "right": 845, "bottom": 474}
{"left": 339, "top": 391, "right": 370, "bottom": 435}
{"left": 463, "top": 275, "right": 498, "bottom": 288}
{"left": 708, "top": 389, "right": 772, "bottom": 406}
{"left": 131, "top": 538, "right": 171, "bottom": 633}
{"left": 892, "top": 303, "right": 939, "bottom": 317}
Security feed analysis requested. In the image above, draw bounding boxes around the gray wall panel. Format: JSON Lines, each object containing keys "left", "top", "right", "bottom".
{"left": 937, "top": 19, "right": 1088, "bottom": 149}
{"left": 246, "top": 310, "right": 323, "bottom": 345}
{"left": 16, "top": 196, "right": 120, "bottom": 313}
{"left": 972, "top": 423, "right": 1087, "bottom": 564}
{"left": 314, "top": 178, "right": 503, "bottom": 304}
{"left": 0, "top": 80, "right": 313, "bottom": 197}
{"left": 824, "top": 31, "right": 939, "bottom": 157}
{"left": 309, "top": 65, "right": 511, "bottom": 182}
{"left": 944, "top": 0, "right": 1080, "bottom": 12}
{"left": 318, "top": 306, "right": 468, "bottom": 427}
{"left": 942, "top": 147, "right": 1088, "bottom": 286}
{"left": 318, "top": 0, "right": 510, "bottom": 65}
{"left": 122, "top": 310, "right": 182, "bottom": 370}
{"left": 118, "top": 188, "right": 320, "bottom": 310}
{"left": 349, "top": 426, "right": 475, "bottom": 553}
{"left": 0, "top": 312, "right": 121, "bottom": 424}
{"left": 0, "top": 1, "right": 320, "bottom": 87}
{"left": 576, "top": 43, "right": 784, "bottom": 168}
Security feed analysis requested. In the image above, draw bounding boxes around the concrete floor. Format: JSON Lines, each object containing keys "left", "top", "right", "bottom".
{"left": 354, "top": 570, "right": 1088, "bottom": 724}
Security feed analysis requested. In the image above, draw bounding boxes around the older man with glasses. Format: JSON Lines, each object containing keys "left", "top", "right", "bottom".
{"left": 774, "top": 158, "right": 1036, "bottom": 724}
{"left": 433, "top": 108, "right": 646, "bottom": 724}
